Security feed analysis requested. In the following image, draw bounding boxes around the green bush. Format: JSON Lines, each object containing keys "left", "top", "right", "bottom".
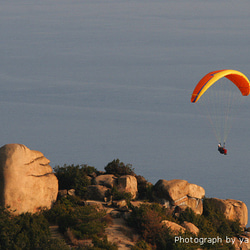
{"left": 45, "top": 238, "right": 70, "bottom": 250}
{"left": 43, "top": 196, "right": 80, "bottom": 224}
{"left": 44, "top": 197, "right": 107, "bottom": 240}
{"left": 127, "top": 203, "right": 179, "bottom": 249}
{"left": 136, "top": 175, "right": 153, "bottom": 201}
{"left": 201, "top": 198, "right": 243, "bottom": 237}
{"left": 54, "top": 164, "right": 97, "bottom": 198}
{"left": 131, "top": 240, "right": 152, "bottom": 250}
{"left": 111, "top": 186, "right": 133, "bottom": 202}
{"left": 69, "top": 206, "right": 106, "bottom": 240}
{"left": 0, "top": 207, "right": 54, "bottom": 250}
{"left": 104, "top": 159, "right": 135, "bottom": 177}
{"left": 91, "top": 236, "right": 118, "bottom": 250}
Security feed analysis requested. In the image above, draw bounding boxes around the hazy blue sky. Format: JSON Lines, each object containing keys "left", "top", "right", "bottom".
{"left": 1, "top": 0, "right": 250, "bottom": 217}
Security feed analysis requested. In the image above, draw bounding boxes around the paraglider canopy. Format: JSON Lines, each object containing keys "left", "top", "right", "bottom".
{"left": 191, "top": 69, "right": 250, "bottom": 103}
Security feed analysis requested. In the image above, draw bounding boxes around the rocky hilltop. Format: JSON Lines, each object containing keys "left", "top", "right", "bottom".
{"left": 0, "top": 144, "right": 249, "bottom": 249}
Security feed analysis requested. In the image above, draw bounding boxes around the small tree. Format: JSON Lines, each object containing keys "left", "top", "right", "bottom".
{"left": 104, "top": 159, "right": 135, "bottom": 177}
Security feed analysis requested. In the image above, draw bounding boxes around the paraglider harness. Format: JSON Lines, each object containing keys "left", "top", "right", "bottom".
{"left": 218, "top": 142, "right": 227, "bottom": 155}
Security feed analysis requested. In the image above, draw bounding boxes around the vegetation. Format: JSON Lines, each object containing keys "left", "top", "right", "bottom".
{"left": 0, "top": 160, "right": 245, "bottom": 249}
{"left": 131, "top": 240, "right": 152, "bottom": 250}
{"left": 54, "top": 164, "right": 97, "bottom": 198}
{"left": 127, "top": 203, "right": 180, "bottom": 249}
{"left": 104, "top": 159, "right": 135, "bottom": 177}
{"left": 127, "top": 200, "right": 241, "bottom": 249}
{"left": 0, "top": 207, "right": 65, "bottom": 250}
{"left": 136, "top": 175, "right": 154, "bottom": 201}
{"left": 45, "top": 196, "right": 107, "bottom": 239}
{"left": 111, "top": 186, "right": 133, "bottom": 202}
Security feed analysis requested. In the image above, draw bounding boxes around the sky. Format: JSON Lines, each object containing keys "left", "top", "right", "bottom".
{"left": 1, "top": 0, "right": 250, "bottom": 219}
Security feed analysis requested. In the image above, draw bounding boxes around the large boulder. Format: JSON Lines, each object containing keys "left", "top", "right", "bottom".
{"left": 93, "top": 174, "right": 117, "bottom": 188}
{"left": 0, "top": 144, "right": 58, "bottom": 214}
{"left": 182, "top": 221, "right": 199, "bottom": 236}
{"left": 153, "top": 179, "right": 205, "bottom": 214}
{"left": 205, "top": 198, "right": 248, "bottom": 227}
{"left": 117, "top": 175, "right": 138, "bottom": 199}
{"left": 161, "top": 220, "right": 186, "bottom": 234}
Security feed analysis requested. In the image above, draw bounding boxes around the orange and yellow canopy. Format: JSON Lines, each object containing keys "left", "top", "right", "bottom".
{"left": 191, "top": 69, "right": 250, "bottom": 103}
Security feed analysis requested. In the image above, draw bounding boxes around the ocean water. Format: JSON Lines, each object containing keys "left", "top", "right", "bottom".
{"left": 1, "top": 0, "right": 250, "bottom": 222}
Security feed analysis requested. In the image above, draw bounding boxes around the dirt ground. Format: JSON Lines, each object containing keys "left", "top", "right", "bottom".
{"left": 105, "top": 213, "right": 137, "bottom": 250}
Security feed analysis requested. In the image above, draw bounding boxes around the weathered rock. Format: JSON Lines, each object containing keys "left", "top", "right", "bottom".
{"left": 154, "top": 179, "right": 205, "bottom": 201}
{"left": 117, "top": 175, "right": 138, "bottom": 199}
{"left": 240, "top": 235, "right": 250, "bottom": 250}
{"left": 86, "top": 185, "right": 110, "bottom": 201}
{"left": 58, "top": 189, "right": 68, "bottom": 197}
{"left": 68, "top": 189, "right": 75, "bottom": 196}
{"left": 161, "top": 220, "right": 186, "bottom": 234}
{"left": 154, "top": 179, "right": 189, "bottom": 201}
{"left": 205, "top": 198, "right": 248, "bottom": 227}
{"left": 188, "top": 183, "right": 205, "bottom": 199}
{"left": 112, "top": 199, "right": 127, "bottom": 208}
{"left": 130, "top": 200, "right": 150, "bottom": 208}
{"left": 233, "top": 237, "right": 248, "bottom": 250}
{"left": 182, "top": 221, "right": 199, "bottom": 236}
{"left": 93, "top": 174, "right": 117, "bottom": 188}
{"left": 175, "top": 197, "right": 203, "bottom": 215}
{"left": 0, "top": 144, "right": 58, "bottom": 214}
{"left": 153, "top": 179, "right": 205, "bottom": 214}
{"left": 83, "top": 200, "right": 105, "bottom": 211}
{"left": 112, "top": 199, "right": 128, "bottom": 211}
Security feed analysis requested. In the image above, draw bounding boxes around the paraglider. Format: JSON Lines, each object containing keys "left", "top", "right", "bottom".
{"left": 218, "top": 143, "right": 227, "bottom": 155}
{"left": 191, "top": 69, "right": 250, "bottom": 155}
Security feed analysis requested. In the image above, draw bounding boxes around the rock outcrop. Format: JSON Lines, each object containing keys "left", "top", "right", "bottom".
{"left": 181, "top": 221, "right": 199, "bottom": 236}
{"left": 117, "top": 175, "right": 138, "bottom": 199}
{"left": 153, "top": 179, "right": 205, "bottom": 214}
{"left": 93, "top": 174, "right": 117, "bottom": 188}
{"left": 0, "top": 144, "right": 58, "bottom": 214}
{"left": 86, "top": 174, "right": 138, "bottom": 201}
{"left": 161, "top": 220, "right": 200, "bottom": 236}
{"left": 161, "top": 220, "right": 186, "bottom": 234}
{"left": 205, "top": 198, "right": 248, "bottom": 227}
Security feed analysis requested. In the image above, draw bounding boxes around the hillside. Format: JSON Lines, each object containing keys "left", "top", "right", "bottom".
{"left": 0, "top": 146, "right": 249, "bottom": 249}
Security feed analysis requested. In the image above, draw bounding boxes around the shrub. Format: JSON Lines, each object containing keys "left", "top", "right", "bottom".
{"left": 54, "top": 164, "right": 97, "bottom": 198}
{"left": 111, "top": 186, "right": 133, "bottom": 202}
{"left": 104, "top": 159, "right": 135, "bottom": 177}
{"left": 178, "top": 207, "right": 201, "bottom": 227}
{"left": 91, "top": 236, "right": 118, "bottom": 250}
{"left": 127, "top": 203, "right": 178, "bottom": 249}
{"left": 0, "top": 207, "right": 53, "bottom": 250}
{"left": 43, "top": 196, "right": 80, "bottom": 224}
{"left": 136, "top": 175, "right": 153, "bottom": 201}
{"left": 131, "top": 240, "right": 152, "bottom": 250}
{"left": 202, "top": 198, "right": 243, "bottom": 238}
{"left": 44, "top": 197, "right": 107, "bottom": 240}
